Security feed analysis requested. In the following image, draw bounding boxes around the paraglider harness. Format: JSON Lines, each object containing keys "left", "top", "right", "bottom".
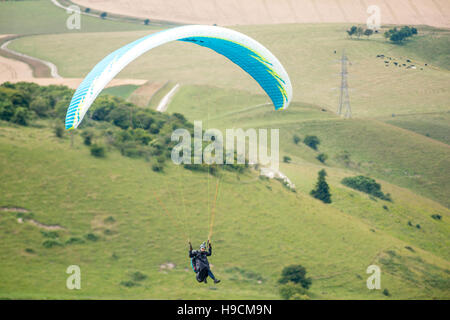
{"left": 189, "top": 241, "right": 209, "bottom": 274}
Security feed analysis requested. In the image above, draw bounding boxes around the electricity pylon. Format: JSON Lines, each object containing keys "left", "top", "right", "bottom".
{"left": 337, "top": 50, "right": 352, "bottom": 118}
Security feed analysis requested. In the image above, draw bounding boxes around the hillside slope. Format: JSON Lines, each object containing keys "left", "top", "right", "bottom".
{"left": 0, "top": 122, "right": 449, "bottom": 299}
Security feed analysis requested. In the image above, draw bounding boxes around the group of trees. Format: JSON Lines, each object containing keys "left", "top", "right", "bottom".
{"left": 0, "top": 82, "right": 247, "bottom": 174}
{"left": 347, "top": 25, "right": 418, "bottom": 43}
{"left": 278, "top": 265, "right": 312, "bottom": 300}
{"left": 293, "top": 134, "right": 328, "bottom": 164}
{"left": 384, "top": 26, "right": 418, "bottom": 43}
{"left": 347, "top": 26, "right": 375, "bottom": 39}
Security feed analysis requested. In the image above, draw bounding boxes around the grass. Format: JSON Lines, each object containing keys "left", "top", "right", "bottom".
{"left": 0, "top": 122, "right": 449, "bottom": 299}
{"left": 383, "top": 112, "right": 450, "bottom": 145}
{"left": 100, "top": 85, "right": 140, "bottom": 100}
{"left": 169, "top": 84, "right": 450, "bottom": 208}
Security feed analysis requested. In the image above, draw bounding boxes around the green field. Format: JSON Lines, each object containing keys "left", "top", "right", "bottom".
{"left": 100, "top": 84, "right": 140, "bottom": 100}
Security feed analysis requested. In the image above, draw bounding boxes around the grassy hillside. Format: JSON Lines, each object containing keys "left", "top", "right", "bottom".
{"left": 8, "top": 24, "right": 450, "bottom": 118}
{"left": 1, "top": 122, "right": 449, "bottom": 299}
{"left": 169, "top": 85, "right": 450, "bottom": 208}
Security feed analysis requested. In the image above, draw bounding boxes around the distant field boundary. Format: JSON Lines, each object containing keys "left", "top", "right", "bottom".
{"left": 54, "top": 0, "right": 181, "bottom": 27}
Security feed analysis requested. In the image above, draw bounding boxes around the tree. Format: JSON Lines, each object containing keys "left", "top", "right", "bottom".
{"left": 347, "top": 26, "right": 357, "bottom": 38}
{"left": 283, "top": 156, "right": 291, "bottom": 163}
{"left": 356, "top": 26, "right": 364, "bottom": 39}
{"left": 90, "top": 144, "right": 106, "bottom": 158}
{"left": 310, "top": 169, "right": 331, "bottom": 203}
{"left": 316, "top": 153, "right": 328, "bottom": 163}
{"left": 364, "top": 29, "right": 374, "bottom": 38}
{"left": 293, "top": 134, "right": 301, "bottom": 145}
{"left": 100, "top": 12, "right": 107, "bottom": 19}
{"left": 279, "top": 265, "right": 312, "bottom": 289}
{"left": 144, "top": 19, "right": 150, "bottom": 25}
{"left": 303, "top": 135, "right": 320, "bottom": 150}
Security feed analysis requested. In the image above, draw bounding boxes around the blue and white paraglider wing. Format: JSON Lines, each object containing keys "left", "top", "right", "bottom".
{"left": 65, "top": 25, "right": 292, "bottom": 130}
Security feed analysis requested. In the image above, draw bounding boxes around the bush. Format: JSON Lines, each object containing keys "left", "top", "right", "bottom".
{"left": 278, "top": 265, "right": 312, "bottom": 289}
{"left": 120, "top": 280, "right": 138, "bottom": 287}
{"left": 316, "top": 153, "right": 328, "bottom": 163}
{"left": 90, "top": 144, "right": 106, "bottom": 158}
{"left": 66, "top": 237, "right": 85, "bottom": 245}
{"left": 283, "top": 156, "right": 291, "bottom": 163}
{"left": 54, "top": 124, "right": 64, "bottom": 138}
{"left": 383, "top": 288, "right": 390, "bottom": 296}
{"left": 293, "top": 134, "right": 301, "bottom": 145}
{"left": 341, "top": 175, "right": 391, "bottom": 201}
{"left": 84, "top": 233, "right": 99, "bottom": 241}
{"left": 131, "top": 271, "right": 148, "bottom": 282}
{"left": 279, "top": 282, "right": 309, "bottom": 300}
{"left": 151, "top": 161, "right": 164, "bottom": 172}
{"left": 41, "top": 231, "right": 59, "bottom": 238}
{"left": 81, "top": 130, "right": 94, "bottom": 146}
{"left": 11, "top": 107, "right": 32, "bottom": 125}
{"left": 431, "top": 214, "right": 442, "bottom": 221}
{"left": 303, "top": 135, "right": 320, "bottom": 150}
{"left": 42, "top": 240, "right": 63, "bottom": 248}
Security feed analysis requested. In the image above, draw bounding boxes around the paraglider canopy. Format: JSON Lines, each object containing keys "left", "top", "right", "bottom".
{"left": 65, "top": 25, "right": 292, "bottom": 130}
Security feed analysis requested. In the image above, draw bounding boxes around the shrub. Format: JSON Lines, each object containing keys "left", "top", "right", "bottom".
{"left": 279, "top": 282, "right": 309, "bottom": 300}
{"left": 303, "top": 135, "right": 320, "bottom": 150}
{"left": 316, "top": 153, "right": 328, "bottom": 163}
{"left": 54, "top": 124, "right": 64, "bottom": 138}
{"left": 131, "top": 271, "right": 148, "bottom": 282}
{"left": 85, "top": 233, "right": 99, "bottom": 241}
{"left": 120, "top": 280, "right": 138, "bottom": 287}
{"left": 383, "top": 288, "right": 390, "bottom": 296}
{"left": 341, "top": 175, "right": 391, "bottom": 201}
{"left": 66, "top": 237, "right": 85, "bottom": 245}
{"left": 25, "top": 248, "right": 35, "bottom": 254}
{"left": 151, "top": 161, "right": 164, "bottom": 172}
{"left": 90, "top": 144, "right": 106, "bottom": 158}
{"left": 104, "top": 216, "right": 116, "bottom": 223}
{"left": 283, "top": 156, "right": 291, "bottom": 163}
{"left": 81, "top": 130, "right": 94, "bottom": 146}
{"left": 431, "top": 214, "right": 442, "bottom": 221}
{"left": 11, "top": 107, "right": 32, "bottom": 125}
{"left": 42, "top": 240, "right": 63, "bottom": 248}
{"left": 293, "top": 134, "right": 301, "bottom": 145}
{"left": 278, "top": 265, "right": 312, "bottom": 289}
{"left": 41, "top": 231, "right": 59, "bottom": 238}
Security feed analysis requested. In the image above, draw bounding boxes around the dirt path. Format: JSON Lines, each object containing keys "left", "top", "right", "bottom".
{"left": 1, "top": 39, "right": 61, "bottom": 78}
{"left": 156, "top": 83, "right": 179, "bottom": 112}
